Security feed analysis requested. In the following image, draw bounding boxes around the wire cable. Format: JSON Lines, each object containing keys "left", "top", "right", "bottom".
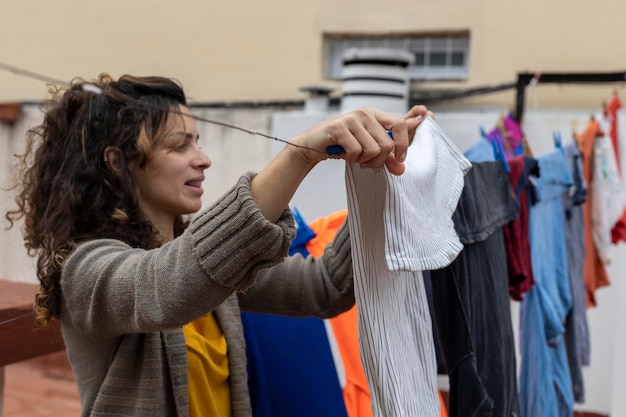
{"left": 0, "top": 61, "right": 327, "bottom": 154}
{"left": 0, "top": 311, "right": 34, "bottom": 327}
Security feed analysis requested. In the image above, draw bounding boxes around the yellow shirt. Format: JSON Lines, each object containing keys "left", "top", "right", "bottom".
{"left": 183, "top": 312, "right": 231, "bottom": 417}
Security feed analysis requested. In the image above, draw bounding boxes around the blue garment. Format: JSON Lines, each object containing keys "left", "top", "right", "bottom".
{"left": 464, "top": 138, "right": 496, "bottom": 162}
{"left": 562, "top": 142, "right": 590, "bottom": 403}
{"left": 242, "top": 210, "right": 348, "bottom": 417}
{"left": 520, "top": 149, "right": 575, "bottom": 417}
{"left": 241, "top": 314, "right": 347, "bottom": 417}
{"left": 288, "top": 207, "right": 317, "bottom": 257}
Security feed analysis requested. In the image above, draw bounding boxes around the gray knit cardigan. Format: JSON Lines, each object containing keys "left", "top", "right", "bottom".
{"left": 60, "top": 173, "right": 354, "bottom": 417}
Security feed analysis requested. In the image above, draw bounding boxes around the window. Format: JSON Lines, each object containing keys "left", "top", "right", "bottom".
{"left": 324, "top": 34, "right": 470, "bottom": 81}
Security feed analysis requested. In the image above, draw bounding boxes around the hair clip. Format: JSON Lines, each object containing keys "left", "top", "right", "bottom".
{"left": 82, "top": 84, "right": 103, "bottom": 95}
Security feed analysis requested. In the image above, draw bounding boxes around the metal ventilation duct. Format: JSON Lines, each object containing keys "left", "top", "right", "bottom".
{"left": 340, "top": 48, "right": 414, "bottom": 115}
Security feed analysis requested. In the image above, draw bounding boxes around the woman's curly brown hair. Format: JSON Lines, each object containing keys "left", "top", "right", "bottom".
{"left": 5, "top": 73, "right": 189, "bottom": 326}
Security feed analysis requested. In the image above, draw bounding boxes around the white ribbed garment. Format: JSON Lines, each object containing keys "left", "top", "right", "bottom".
{"left": 591, "top": 135, "right": 626, "bottom": 264}
{"left": 345, "top": 117, "right": 471, "bottom": 417}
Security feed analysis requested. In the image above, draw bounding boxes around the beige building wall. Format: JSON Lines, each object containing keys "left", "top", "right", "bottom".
{"left": 1, "top": 0, "right": 625, "bottom": 107}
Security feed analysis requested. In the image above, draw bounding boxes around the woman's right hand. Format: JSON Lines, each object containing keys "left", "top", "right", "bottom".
{"left": 289, "top": 108, "right": 412, "bottom": 176}
{"left": 404, "top": 105, "right": 434, "bottom": 143}
{"left": 250, "top": 106, "right": 430, "bottom": 222}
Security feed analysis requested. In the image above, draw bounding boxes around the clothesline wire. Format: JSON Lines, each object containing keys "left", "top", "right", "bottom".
{"left": 0, "top": 62, "right": 68, "bottom": 86}
{"left": 0, "top": 61, "right": 327, "bottom": 154}
{"left": 0, "top": 311, "right": 34, "bottom": 327}
{"left": 140, "top": 101, "right": 327, "bottom": 154}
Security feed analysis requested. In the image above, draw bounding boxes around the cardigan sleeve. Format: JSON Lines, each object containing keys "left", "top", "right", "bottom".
{"left": 60, "top": 173, "right": 295, "bottom": 337}
{"left": 237, "top": 219, "right": 354, "bottom": 318}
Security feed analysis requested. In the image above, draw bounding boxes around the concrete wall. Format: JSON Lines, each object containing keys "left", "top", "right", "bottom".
{"left": 0, "top": 107, "right": 45, "bottom": 285}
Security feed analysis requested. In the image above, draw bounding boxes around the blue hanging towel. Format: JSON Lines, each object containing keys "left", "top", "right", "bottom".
{"left": 242, "top": 207, "right": 348, "bottom": 417}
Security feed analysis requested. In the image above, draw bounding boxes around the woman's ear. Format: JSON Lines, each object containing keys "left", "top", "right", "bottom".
{"left": 103, "top": 146, "right": 123, "bottom": 173}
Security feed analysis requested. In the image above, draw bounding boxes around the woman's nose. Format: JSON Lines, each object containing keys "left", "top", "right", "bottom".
{"left": 195, "top": 148, "right": 212, "bottom": 169}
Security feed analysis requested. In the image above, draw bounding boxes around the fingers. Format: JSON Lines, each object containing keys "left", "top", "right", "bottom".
{"left": 339, "top": 108, "right": 408, "bottom": 176}
{"left": 349, "top": 119, "right": 394, "bottom": 170}
{"left": 299, "top": 107, "right": 424, "bottom": 175}
{"left": 404, "top": 105, "right": 431, "bottom": 120}
{"left": 372, "top": 109, "right": 409, "bottom": 175}
{"left": 328, "top": 109, "right": 391, "bottom": 166}
{"left": 404, "top": 105, "right": 433, "bottom": 145}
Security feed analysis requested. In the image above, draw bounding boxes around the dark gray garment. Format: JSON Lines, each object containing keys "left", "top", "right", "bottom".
{"left": 562, "top": 141, "right": 591, "bottom": 403}
{"left": 421, "top": 270, "right": 447, "bottom": 375}
{"left": 430, "top": 161, "right": 520, "bottom": 417}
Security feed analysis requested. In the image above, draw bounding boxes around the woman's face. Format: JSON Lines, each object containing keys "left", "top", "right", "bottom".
{"left": 132, "top": 105, "right": 211, "bottom": 232}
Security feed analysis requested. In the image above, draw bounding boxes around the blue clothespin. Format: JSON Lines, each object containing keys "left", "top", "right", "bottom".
{"left": 482, "top": 127, "right": 510, "bottom": 173}
{"left": 480, "top": 126, "right": 489, "bottom": 141}
{"left": 327, "top": 130, "right": 394, "bottom": 156}
{"left": 553, "top": 130, "right": 562, "bottom": 149}
{"left": 496, "top": 135, "right": 510, "bottom": 173}
{"left": 480, "top": 126, "right": 510, "bottom": 172}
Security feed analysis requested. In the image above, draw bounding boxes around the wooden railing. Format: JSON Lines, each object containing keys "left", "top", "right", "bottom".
{"left": 0, "top": 280, "right": 65, "bottom": 417}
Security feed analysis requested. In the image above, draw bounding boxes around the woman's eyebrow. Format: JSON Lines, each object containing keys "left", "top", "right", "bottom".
{"left": 165, "top": 131, "right": 200, "bottom": 141}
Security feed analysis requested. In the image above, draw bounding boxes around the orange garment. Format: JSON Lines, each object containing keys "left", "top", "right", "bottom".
{"left": 578, "top": 121, "right": 611, "bottom": 307}
{"left": 306, "top": 210, "right": 371, "bottom": 417}
{"left": 305, "top": 209, "right": 448, "bottom": 417}
{"left": 305, "top": 209, "right": 349, "bottom": 259}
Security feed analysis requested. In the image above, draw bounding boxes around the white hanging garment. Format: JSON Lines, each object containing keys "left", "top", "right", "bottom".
{"left": 345, "top": 116, "right": 471, "bottom": 417}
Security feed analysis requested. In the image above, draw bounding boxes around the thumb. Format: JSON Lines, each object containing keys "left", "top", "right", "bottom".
{"left": 385, "top": 153, "right": 406, "bottom": 176}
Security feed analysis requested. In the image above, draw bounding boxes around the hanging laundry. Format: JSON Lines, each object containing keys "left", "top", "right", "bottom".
{"left": 577, "top": 120, "right": 611, "bottom": 307}
{"left": 477, "top": 113, "right": 533, "bottom": 162}
{"left": 305, "top": 210, "right": 372, "bottom": 417}
{"left": 429, "top": 161, "right": 520, "bottom": 417}
{"left": 288, "top": 207, "right": 317, "bottom": 257}
{"left": 241, "top": 313, "right": 348, "bottom": 417}
{"left": 590, "top": 134, "right": 625, "bottom": 264}
{"left": 464, "top": 135, "right": 495, "bottom": 162}
{"left": 602, "top": 94, "right": 626, "bottom": 244}
{"left": 604, "top": 94, "right": 623, "bottom": 171}
{"left": 421, "top": 269, "right": 449, "bottom": 376}
{"left": 307, "top": 210, "right": 449, "bottom": 417}
{"left": 305, "top": 210, "right": 349, "bottom": 257}
{"left": 240, "top": 215, "right": 348, "bottom": 417}
{"left": 487, "top": 113, "right": 526, "bottom": 159}
{"left": 519, "top": 149, "right": 574, "bottom": 417}
{"left": 561, "top": 142, "right": 591, "bottom": 403}
{"left": 503, "top": 156, "right": 540, "bottom": 300}
{"left": 464, "top": 139, "right": 539, "bottom": 301}
{"left": 345, "top": 116, "right": 470, "bottom": 417}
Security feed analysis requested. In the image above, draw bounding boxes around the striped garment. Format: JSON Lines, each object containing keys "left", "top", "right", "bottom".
{"left": 345, "top": 117, "right": 471, "bottom": 417}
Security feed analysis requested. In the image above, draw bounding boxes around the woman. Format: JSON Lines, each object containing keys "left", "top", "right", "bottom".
{"left": 6, "top": 73, "right": 429, "bottom": 417}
